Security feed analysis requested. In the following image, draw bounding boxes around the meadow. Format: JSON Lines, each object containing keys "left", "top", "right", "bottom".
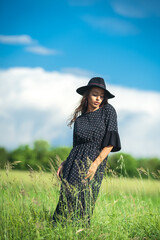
{"left": 0, "top": 168, "right": 160, "bottom": 240}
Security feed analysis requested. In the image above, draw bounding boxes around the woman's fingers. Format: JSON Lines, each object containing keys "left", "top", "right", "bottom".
{"left": 90, "top": 174, "right": 94, "bottom": 180}
{"left": 85, "top": 171, "right": 94, "bottom": 180}
{"left": 57, "top": 165, "right": 62, "bottom": 178}
{"left": 85, "top": 162, "right": 98, "bottom": 180}
{"left": 85, "top": 173, "right": 90, "bottom": 179}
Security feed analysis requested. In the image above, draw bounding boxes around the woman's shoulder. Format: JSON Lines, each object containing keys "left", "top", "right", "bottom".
{"left": 103, "top": 103, "right": 116, "bottom": 111}
{"left": 103, "top": 103, "right": 117, "bottom": 117}
{"left": 74, "top": 113, "right": 83, "bottom": 124}
{"left": 76, "top": 113, "right": 83, "bottom": 120}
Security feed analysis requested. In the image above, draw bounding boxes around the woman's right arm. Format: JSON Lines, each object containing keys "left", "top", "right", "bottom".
{"left": 57, "top": 160, "right": 66, "bottom": 179}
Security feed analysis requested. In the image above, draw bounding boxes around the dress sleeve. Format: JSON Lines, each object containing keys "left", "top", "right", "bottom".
{"left": 101, "top": 105, "right": 121, "bottom": 152}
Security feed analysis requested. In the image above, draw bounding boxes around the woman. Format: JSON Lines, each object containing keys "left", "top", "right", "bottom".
{"left": 53, "top": 77, "right": 121, "bottom": 226}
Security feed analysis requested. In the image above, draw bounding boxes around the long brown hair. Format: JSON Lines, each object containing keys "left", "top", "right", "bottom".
{"left": 68, "top": 87, "right": 108, "bottom": 127}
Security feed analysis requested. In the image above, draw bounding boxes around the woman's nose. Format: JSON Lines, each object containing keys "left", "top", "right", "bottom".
{"left": 96, "top": 96, "right": 100, "bottom": 100}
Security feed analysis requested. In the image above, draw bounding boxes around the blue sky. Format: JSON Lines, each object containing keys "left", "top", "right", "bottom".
{"left": 1, "top": 0, "right": 160, "bottom": 91}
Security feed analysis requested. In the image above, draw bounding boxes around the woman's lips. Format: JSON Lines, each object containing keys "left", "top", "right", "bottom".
{"left": 94, "top": 102, "right": 100, "bottom": 105}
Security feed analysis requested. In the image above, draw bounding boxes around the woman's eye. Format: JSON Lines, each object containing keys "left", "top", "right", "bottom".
{"left": 92, "top": 94, "right": 104, "bottom": 98}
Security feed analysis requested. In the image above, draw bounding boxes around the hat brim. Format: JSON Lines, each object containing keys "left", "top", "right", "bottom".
{"left": 76, "top": 85, "right": 115, "bottom": 99}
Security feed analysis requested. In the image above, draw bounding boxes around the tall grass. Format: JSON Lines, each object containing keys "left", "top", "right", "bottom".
{"left": 0, "top": 160, "right": 160, "bottom": 240}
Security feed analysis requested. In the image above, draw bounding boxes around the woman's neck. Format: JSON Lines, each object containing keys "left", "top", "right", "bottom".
{"left": 87, "top": 105, "right": 99, "bottom": 113}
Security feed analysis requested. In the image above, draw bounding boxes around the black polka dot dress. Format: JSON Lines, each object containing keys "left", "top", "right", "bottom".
{"left": 53, "top": 103, "right": 121, "bottom": 225}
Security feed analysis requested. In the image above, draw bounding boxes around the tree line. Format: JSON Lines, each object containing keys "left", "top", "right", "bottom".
{"left": 0, "top": 140, "right": 160, "bottom": 179}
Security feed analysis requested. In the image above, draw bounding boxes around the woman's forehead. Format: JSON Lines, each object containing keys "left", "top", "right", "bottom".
{"left": 91, "top": 87, "right": 104, "bottom": 94}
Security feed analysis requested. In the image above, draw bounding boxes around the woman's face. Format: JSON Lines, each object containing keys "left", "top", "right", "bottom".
{"left": 87, "top": 87, "right": 105, "bottom": 109}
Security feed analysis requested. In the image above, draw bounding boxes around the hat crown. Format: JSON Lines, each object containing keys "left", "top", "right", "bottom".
{"left": 76, "top": 76, "right": 115, "bottom": 99}
{"left": 88, "top": 77, "right": 106, "bottom": 89}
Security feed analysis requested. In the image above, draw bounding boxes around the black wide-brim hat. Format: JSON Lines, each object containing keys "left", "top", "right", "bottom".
{"left": 76, "top": 77, "right": 115, "bottom": 99}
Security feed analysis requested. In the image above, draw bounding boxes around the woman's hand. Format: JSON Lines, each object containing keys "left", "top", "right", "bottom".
{"left": 85, "top": 146, "right": 113, "bottom": 181}
{"left": 85, "top": 161, "right": 99, "bottom": 181}
{"left": 57, "top": 161, "right": 66, "bottom": 179}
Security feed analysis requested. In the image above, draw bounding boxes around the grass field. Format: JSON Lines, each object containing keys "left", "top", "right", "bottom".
{"left": 0, "top": 169, "right": 160, "bottom": 240}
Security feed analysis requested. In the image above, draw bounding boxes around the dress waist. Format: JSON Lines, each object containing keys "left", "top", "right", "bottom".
{"left": 75, "top": 141, "right": 101, "bottom": 148}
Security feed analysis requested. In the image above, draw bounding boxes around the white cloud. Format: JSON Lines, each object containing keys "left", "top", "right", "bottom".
{"left": 0, "top": 67, "right": 86, "bottom": 149}
{"left": 0, "top": 35, "right": 60, "bottom": 56}
{"left": 0, "top": 35, "right": 36, "bottom": 45}
{"left": 0, "top": 67, "right": 160, "bottom": 158}
{"left": 61, "top": 67, "right": 95, "bottom": 77}
{"left": 109, "top": 85, "right": 160, "bottom": 157}
{"left": 83, "top": 16, "right": 139, "bottom": 35}
{"left": 110, "top": 0, "right": 160, "bottom": 18}
{"left": 25, "top": 46, "right": 60, "bottom": 55}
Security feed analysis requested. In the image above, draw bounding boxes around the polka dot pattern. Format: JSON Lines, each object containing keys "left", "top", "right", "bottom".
{"left": 53, "top": 103, "right": 121, "bottom": 224}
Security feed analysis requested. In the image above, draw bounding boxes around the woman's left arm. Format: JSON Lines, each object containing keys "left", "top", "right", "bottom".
{"left": 85, "top": 145, "right": 113, "bottom": 181}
